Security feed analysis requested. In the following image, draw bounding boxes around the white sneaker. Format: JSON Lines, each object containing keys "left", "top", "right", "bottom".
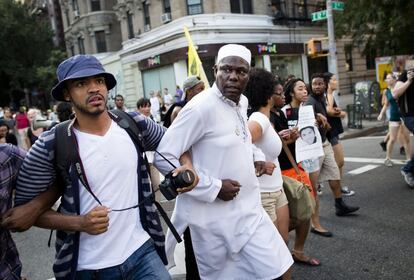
{"left": 317, "top": 184, "right": 323, "bottom": 195}
{"left": 341, "top": 186, "right": 355, "bottom": 196}
{"left": 384, "top": 158, "right": 393, "bottom": 167}
{"left": 401, "top": 170, "right": 414, "bottom": 188}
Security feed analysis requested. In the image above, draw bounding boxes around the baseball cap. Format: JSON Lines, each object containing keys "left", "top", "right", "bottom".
{"left": 183, "top": 76, "right": 203, "bottom": 92}
{"left": 51, "top": 55, "right": 117, "bottom": 102}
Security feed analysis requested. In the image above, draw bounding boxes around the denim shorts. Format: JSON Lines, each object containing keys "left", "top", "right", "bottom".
{"left": 330, "top": 136, "right": 339, "bottom": 146}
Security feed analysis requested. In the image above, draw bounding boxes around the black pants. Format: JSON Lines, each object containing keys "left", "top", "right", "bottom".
{"left": 183, "top": 227, "right": 200, "bottom": 280}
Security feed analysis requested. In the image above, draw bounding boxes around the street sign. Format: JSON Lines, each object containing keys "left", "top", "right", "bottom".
{"left": 312, "top": 2, "right": 344, "bottom": 22}
{"left": 312, "top": 10, "right": 327, "bottom": 21}
{"left": 332, "top": 1, "right": 345, "bottom": 11}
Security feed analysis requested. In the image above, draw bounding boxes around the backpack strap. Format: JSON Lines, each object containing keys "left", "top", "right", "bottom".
{"left": 54, "top": 119, "right": 76, "bottom": 178}
{"left": 48, "top": 119, "right": 75, "bottom": 247}
{"left": 108, "top": 109, "right": 182, "bottom": 243}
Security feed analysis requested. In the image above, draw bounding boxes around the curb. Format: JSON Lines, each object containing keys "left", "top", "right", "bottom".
{"left": 340, "top": 125, "right": 387, "bottom": 140}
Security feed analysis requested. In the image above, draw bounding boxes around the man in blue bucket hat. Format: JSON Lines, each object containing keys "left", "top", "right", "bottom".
{"left": 5, "top": 55, "right": 196, "bottom": 279}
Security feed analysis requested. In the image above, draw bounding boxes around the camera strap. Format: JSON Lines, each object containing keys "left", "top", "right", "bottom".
{"left": 109, "top": 110, "right": 182, "bottom": 242}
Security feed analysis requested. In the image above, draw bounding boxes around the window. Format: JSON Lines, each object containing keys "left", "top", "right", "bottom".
{"left": 294, "top": 0, "right": 308, "bottom": 19}
{"left": 230, "top": 0, "right": 252, "bottom": 14}
{"left": 187, "top": 0, "right": 202, "bottom": 15}
{"left": 72, "top": 0, "right": 79, "bottom": 12}
{"left": 143, "top": 2, "right": 151, "bottom": 26}
{"left": 344, "top": 44, "right": 353, "bottom": 72}
{"left": 365, "top": 49, "right": 376, "bottom": 70}
{"left": 77, "top": 37, "right": 85, "bottom": 54}
{"left": 70, "top": 45, "right": 75, "bottom": 56}
{"left": 91, "top": 0, "right": 101, "bottom": 12}
{"left": 64, "top": 9, "right": 70, "bottom": 26}
{"left": 127, "top": 12, "right": 134, "bottom": 39}
{"left": 163, "top": 0, "right": 171, "bottom": 13}
{"left": 95, "top": 31, "right": 107, "bottom": 53}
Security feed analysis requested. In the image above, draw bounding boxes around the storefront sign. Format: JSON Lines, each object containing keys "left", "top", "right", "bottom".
{"left": 147, "top": 55, "right": 160, "bottom": 67}
{"left": 257, "top": 44, "right": 277, "bottom": 54}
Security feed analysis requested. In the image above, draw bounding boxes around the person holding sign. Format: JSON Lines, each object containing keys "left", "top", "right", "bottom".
{"left": 281, "top": 79, "right": 331, "bottom": 236}
{"left": 305, "top": 73, "right": 359, "bottom": 217}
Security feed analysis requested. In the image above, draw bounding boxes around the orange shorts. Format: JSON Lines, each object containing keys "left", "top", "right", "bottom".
{"left": 281, "top": 166, "right": 316, "bottom": 198}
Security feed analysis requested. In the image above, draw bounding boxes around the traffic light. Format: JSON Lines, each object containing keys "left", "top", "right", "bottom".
{"left": 306, "top": 38, "right": 329, "bottom": 58}
{"left": 307, "top": 39, "right": 322, "bottom": 57}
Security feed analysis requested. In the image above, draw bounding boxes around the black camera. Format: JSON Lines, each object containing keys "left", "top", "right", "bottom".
{"left": 159, "top": 169, "right": 195, "bottom": 200}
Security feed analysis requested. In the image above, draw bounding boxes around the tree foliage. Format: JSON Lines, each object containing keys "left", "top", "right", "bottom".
{"left": 0, "top": 0, "right": 65, "bottom": 107}
{"left": 335, "top": 0, "right": 414, "bottom": 56}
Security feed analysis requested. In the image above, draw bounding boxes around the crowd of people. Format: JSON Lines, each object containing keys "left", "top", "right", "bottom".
{"left": 0, "top": 103, "right": 74, "bottom": 151}
{"left": 0, "top": 44, "right": 413, "bottom": 280}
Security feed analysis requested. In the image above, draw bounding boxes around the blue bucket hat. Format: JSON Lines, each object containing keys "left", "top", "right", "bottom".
{"left": 51, "top": 55, "right": 117, "bottom": 102}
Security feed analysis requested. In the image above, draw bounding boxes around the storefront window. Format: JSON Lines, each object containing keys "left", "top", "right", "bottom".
{"left": 270, "top": 55, "right": 303, "bottom": 83}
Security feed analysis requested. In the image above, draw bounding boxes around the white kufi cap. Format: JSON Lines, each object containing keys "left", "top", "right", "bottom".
{"left": 216, "top": 44, "right": 251, "bottom": 66}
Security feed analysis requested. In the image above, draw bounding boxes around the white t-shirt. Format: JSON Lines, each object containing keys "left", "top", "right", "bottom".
{"left": 74, "top": 121, "right": 150, "bottom": 270}
{"left": 249, "top": 112, "right": 283, "bottom": 192}
{"left": 150, "top": 97, "right": 160, "bottom": 114}
{"left": 163, "top": 94, "right": 173, "bottom": 107}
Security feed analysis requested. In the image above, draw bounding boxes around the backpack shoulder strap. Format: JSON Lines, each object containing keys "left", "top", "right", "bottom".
{"left": 54, "top": 120, "right": 75, "bottom": 182}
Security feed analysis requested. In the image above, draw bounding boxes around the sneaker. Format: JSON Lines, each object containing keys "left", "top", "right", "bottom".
{"left": 335, "top": 200, "right": 360, "bottom": 216}
{"left": 401, "top": 170, "right": 414, "bottom": 188}
{"left": 317, "top": 184, "right": 323, "bottom": 195}
{"left": 379, "top": 141, "right": 387, "bottom": 152}
{"left": 384, "top": 158, "right": 393, "bottom": 167}
{"left": 341, "top": 186, "right": 355, "bottom": 196}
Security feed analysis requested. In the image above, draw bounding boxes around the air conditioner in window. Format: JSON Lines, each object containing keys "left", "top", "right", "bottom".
{"left": 143, "top": 24, "right": 151, "bottom": 32}
{"left": 73, "top": 10, "right": 79, "bottom": 18}
{"left": 161, "top": 12, "right": 171, "bottom": 24}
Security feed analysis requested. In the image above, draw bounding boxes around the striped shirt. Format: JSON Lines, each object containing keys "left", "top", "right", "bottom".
{"left": 15, "top": 112, "right": 166, "bottom": 280}
{"left": 0, "top": 144, "right": 26, "bottom": 280}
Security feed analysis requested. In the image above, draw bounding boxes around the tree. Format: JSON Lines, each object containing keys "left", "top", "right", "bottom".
{"left": 0, "top": 0, "right": 65, "bottom": 108}
{"left": 335, "top": 0, "right": 414, "bottom": 56}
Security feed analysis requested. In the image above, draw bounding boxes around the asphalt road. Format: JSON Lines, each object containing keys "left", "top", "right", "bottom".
{"left": 12, "top": 134, "right": 414, "bottom": 280}
{"left": 291, "top": 135, "right": 414, "bottom": 280}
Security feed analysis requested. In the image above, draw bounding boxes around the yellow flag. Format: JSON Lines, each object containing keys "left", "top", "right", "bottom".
{"left": 184, "top": 26, "right": 210, "bottom": 88}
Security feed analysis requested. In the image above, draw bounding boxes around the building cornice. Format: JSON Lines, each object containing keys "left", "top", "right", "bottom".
{"left": 119, "top": 13, "right": 325, "bottom": 64}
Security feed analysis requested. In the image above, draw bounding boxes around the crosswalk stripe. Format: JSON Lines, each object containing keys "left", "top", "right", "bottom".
{"left": 348, "top": 164, "right": 380, "bottom": 175}
{"left": 344, "top": 157, "right": 406, "bottom": 165}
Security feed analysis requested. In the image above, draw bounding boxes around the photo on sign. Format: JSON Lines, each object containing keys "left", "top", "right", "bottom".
{"left": 295, "top": 105, "right": 324, "bottom": 163}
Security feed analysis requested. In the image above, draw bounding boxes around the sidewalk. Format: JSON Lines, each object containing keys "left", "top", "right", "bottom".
{"left": 335, "top": 93, "right": 387, "bottom": 140}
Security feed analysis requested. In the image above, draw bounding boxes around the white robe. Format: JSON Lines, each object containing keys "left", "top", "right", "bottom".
{"left": 154, "top": 84, "right": 293, "bottom": 280}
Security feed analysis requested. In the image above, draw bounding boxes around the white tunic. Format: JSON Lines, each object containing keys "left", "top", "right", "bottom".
{"left": 155, "top": 84, "right": 293, "bottom": 280}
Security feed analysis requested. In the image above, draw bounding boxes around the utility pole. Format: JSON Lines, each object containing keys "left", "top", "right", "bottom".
{"left": 326, "top": 0, "right": 338, "bottom": 78}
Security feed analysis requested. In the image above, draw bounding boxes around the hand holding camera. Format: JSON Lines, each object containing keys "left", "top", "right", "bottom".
{"left": 159, "top": 168, "right": 196, "bottom": 201}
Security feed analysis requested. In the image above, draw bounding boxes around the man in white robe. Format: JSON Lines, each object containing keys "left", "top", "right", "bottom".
{"left": 154, "top": 44, "right": 293, "bottom": 280}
